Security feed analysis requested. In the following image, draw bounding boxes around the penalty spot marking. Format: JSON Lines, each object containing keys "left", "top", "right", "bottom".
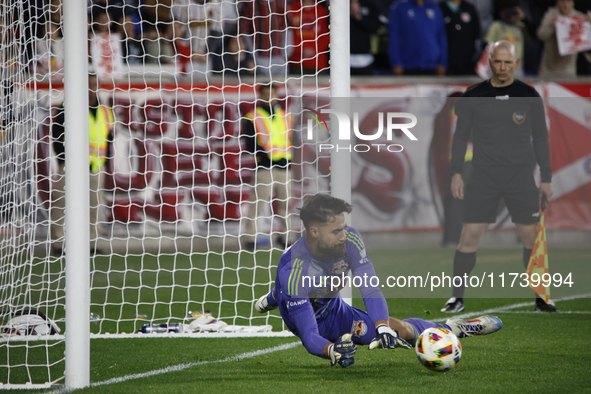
{"left": 47, "top": 341, "right": 301, "bottom": 394}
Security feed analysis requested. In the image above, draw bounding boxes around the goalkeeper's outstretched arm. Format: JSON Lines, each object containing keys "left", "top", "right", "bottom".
{"left": 289, "top": 302, "right": 356, "bottom": 367}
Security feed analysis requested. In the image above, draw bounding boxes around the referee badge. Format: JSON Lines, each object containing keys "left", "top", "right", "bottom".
{"left": 512, "top": 112, "right": 526, "bottom": 125}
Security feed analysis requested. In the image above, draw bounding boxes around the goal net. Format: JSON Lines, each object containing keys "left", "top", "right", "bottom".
{"left": 0, "top": 0, "right": 68, "bottom": 389}
{"left": 1, "top": 0, "right": 331, "bottom": 387}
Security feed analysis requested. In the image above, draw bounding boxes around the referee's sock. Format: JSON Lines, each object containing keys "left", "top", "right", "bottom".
{"left": 522, "top": 248, "right": 533, "bottom": 270}
{"left": 452, "top": 251, "right": 477, "bottom": 299}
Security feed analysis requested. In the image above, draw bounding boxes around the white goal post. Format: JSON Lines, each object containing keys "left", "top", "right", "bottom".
{"left": 0, "top": 0, "right": 350, "bottom": 388}
{"left": 63, "top": 0, "right": 90, "bottom": 388}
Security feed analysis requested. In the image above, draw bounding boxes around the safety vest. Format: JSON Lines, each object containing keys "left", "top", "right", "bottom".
{"left": 246, "top": 107, "right": 293, "bottom": 162}
{"left": 89, "top": 105, "right": 113, "bottom": 173}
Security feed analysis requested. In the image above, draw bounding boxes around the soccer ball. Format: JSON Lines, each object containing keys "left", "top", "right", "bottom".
{"left": 415, "top": 327, "right": 462, "bottom": 372}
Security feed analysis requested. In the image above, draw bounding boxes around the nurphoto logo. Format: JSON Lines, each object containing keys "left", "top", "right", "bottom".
{"left": 304, "top": 107, "right": 418, "bottom": 153}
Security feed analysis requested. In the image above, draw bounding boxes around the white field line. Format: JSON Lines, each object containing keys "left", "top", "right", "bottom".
{"left": 431, "top": 292, "right": 591, "bottom": 322}
{"left": 493, "top": 311, "right": 591, "bottom": 314}
{"left": 46, "top": 341, "right": 301, "bottom": 394}
{"left": 47, "top": 292, "right": 591, "bottom": 393}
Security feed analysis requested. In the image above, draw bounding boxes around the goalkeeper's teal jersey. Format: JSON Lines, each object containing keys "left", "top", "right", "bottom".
{"left": 274, "top": 226, "right": 389, "bottom": 358}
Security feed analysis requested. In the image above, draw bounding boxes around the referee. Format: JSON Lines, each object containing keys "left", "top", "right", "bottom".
{"left": 441, "top": 40, "right": 557, "bottom": 313}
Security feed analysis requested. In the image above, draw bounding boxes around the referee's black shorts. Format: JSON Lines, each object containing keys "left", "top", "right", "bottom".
{"left": 463, "top": 165, "right": 540, "bottom": 224}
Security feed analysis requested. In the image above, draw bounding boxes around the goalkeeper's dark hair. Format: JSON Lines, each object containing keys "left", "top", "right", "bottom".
{"left": 299, "top": 194, "right": 352, "bottom": 229}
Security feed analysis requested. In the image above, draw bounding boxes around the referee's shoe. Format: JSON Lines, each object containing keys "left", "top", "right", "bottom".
{"left": 535, "top": 298, "right": 560, "bottom": 312}
{"left": 440, "top": 297, "right": 464, "bottom": 313}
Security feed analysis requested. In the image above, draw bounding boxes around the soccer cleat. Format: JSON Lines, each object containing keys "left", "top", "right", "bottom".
{"left": 254, "top": 292, "right": 277, "bottom": 313}
{"left": 445, "top": 315, "right": 503, "bottom": 338}
{"left": 535, "top": 298, "right": 560, "bottom": 312}
{"left": 440, "top": 297, "right": 465, "bottom": 313}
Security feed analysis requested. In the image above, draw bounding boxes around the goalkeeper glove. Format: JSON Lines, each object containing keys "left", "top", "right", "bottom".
{"left": 368, "top": 324, "right": 412, "bottom": 350}
{"left": 328, "top": 333, "right": 357, "bottom": 368}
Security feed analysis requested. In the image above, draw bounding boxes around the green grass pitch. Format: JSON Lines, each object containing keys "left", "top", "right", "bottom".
{"left": 1, "top": 248, "right": 590, "bottom": 392}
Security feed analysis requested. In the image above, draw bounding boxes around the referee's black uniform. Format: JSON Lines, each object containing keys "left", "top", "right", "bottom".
{"left": 442, "top": 78, "right": 556, "bottom": 312}
{"left": 451, "top": 79, "right": 552, "bottom": 224}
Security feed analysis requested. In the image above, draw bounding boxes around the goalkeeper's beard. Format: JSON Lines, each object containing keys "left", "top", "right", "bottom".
{"left": 317, "top": 240, "right": 346, "bottom": 258}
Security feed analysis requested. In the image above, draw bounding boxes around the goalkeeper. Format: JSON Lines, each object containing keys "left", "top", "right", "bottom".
{"left": 255, "top": 193, "right": 502, "bottom": 367}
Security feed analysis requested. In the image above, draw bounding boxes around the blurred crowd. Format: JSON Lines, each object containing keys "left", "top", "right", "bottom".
{"left": 22, "top": 0, "right": 591, "bottom": 80}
